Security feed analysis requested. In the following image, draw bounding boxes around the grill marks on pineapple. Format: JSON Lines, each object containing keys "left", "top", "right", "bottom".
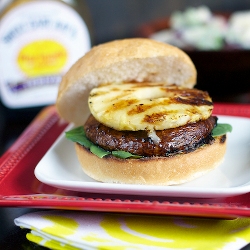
{"left": 88, "top": 83, "right": 213, "bottom": 131}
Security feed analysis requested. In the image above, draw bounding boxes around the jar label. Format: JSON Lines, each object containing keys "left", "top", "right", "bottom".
{"left": 0, "top": 1, "right": 91, "bottom": 108}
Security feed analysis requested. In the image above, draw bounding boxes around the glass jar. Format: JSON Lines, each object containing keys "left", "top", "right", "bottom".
{"left": 0, "top": 0, "right": 92, "bottom": 108}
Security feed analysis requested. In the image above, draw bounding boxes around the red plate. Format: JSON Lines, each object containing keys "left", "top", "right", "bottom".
{"left": 1, "top": 104, "right": 250, "bottom": 219}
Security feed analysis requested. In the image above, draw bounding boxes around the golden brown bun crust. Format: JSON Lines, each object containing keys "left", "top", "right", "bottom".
{"left": 75, "top": 136, "right": 226, "bottom": 185}
{"left": 56, "top": 38, "right": 197, "bottom": 125}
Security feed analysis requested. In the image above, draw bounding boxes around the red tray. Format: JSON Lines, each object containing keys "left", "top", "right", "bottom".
{"left": 1, "top": 104, "right": 250, "bottom": 219}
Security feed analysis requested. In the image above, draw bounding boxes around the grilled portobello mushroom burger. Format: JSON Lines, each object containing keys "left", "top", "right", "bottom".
{"left": 56, "top": 38, "right": 232, "bottom": 185}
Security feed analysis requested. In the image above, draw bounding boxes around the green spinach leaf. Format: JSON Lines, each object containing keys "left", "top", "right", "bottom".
{"left": 65, "top": 126, "right": 92, "bottom": 148}
{"left": 112, "top": 151, "right": 142, "bottom": 159}
{"left": 212, "top": 123, "right": 232, "bottom": 137}
{"left": 65, "top": 126, "right": 142, "bottom": 159}
{"left": 90, "top": 144, "right": 111, "bottom": 158}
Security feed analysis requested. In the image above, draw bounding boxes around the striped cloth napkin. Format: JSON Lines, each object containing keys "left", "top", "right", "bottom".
{"left": 15, "top": 210, "right": 250, "bottom": 250}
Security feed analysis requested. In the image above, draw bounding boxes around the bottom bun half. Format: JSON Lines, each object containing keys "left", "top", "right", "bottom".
{"left": 75, "top": 136, "right": 227, "bottom": 185}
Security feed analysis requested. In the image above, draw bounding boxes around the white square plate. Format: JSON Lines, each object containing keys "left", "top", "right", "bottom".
{"left": 35, "top": 115, "right": 250, "bottom": 198}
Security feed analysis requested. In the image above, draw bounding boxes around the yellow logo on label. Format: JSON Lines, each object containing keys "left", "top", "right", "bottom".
{"left": 17, "top": 40, "right": 67, "bottom": 77}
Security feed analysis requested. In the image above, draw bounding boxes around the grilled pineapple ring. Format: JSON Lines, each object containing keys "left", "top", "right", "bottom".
{"left": 88, "top": 83, "right": 213, "bottom": 131}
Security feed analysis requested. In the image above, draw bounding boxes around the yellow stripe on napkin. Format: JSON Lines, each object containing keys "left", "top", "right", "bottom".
{"left": 15, "top": 210, "right": 250, "bottom": 250}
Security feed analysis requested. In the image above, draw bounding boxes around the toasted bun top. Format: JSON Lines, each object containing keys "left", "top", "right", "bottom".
{"left": 56, "top": 38, "right": 197, "bottom": 125}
